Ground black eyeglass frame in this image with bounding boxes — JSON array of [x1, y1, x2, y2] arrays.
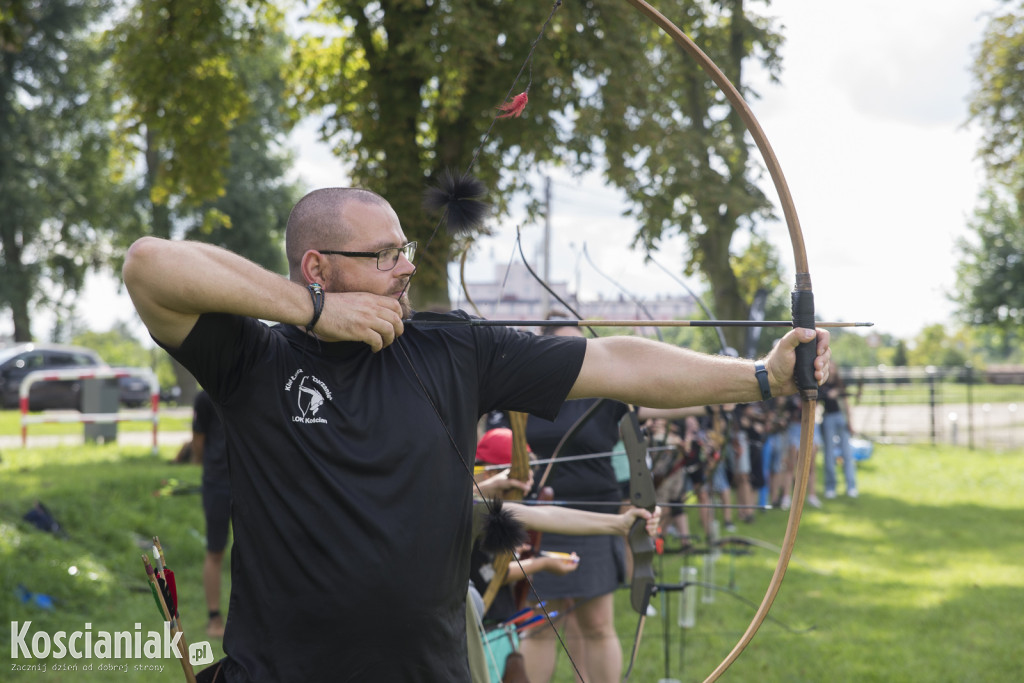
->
[[317, 241, 417, 271]]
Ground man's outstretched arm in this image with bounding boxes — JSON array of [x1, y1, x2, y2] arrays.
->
[[569, 327, 830, 408]]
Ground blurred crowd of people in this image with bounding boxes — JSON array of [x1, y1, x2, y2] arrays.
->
[[646, 358, 857, 550]]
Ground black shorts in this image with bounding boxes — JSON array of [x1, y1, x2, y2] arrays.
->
[[202, 485, 232, 553]]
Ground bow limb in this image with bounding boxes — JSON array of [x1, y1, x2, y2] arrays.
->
[[513, 227, 600, 338], [620, 2, 817, 681], [505, 410, 532, 497], [619, 409, 657, 681], [480, 410, 531, 612], [646, 252, 731, 355], [458, 243, 486, 319], [581, 243, 664, 342]]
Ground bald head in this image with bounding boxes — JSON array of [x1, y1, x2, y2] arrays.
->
[[285, 188, 392, 280]]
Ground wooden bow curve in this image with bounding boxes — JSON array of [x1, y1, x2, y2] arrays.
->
[[620, 1, 819, 681], [480, 410, 532, 611]]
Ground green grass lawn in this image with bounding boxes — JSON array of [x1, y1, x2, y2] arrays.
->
[[1, 445, 216, 681], [555, 444, 1024, 682], [1, 443, 1022, 682]]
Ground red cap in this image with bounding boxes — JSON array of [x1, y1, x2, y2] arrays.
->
[[476, 428, 513, 465]]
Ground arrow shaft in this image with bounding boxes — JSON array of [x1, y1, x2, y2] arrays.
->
[[409, 318, 870, 328]]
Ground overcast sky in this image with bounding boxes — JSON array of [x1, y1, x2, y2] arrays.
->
[[447, 0, 1003, 340], [54, 0, 1004, 343]]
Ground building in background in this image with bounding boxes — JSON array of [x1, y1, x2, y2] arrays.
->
[[458, 264, 696, 333]]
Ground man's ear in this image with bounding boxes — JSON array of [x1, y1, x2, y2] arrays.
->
[[301, 250, 326, 285]]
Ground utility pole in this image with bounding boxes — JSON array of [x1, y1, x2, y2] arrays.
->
[[541, 175, 552, 316]]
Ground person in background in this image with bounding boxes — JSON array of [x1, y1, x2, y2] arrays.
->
[[736, 403, 767, 521], [821, 359, 858, 498], [191, 389, 232, 638], [778, 395, 822, 509], [655, 415, 714, 549]]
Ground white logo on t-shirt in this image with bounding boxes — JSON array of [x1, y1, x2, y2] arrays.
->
[[284, 369, 332, 424], [298, 376, 324, 417]]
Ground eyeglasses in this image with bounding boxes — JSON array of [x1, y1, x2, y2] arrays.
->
[[317, 241, 417, 271]]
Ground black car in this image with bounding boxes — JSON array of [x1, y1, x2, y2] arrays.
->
[[0, 343, 105, 410], [117, 374, 152, 408]]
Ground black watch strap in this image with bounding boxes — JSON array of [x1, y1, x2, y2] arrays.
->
[[306, 283, 325, 333], [754, 361, 772, 401]]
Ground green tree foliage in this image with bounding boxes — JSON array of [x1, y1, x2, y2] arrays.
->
[[72, 323, 177, 389], [181, 24, 300, 274], [729, 231, 788, 353], [289, 0, 784, 315], [826, 330, 887, 368], [958, 2, 1024, 356], [108, 1, 296, 269], [108, 0, 250, 227], [907, 324, 969, 368], [891, 339, 909, 367], [969, 0, 1024, 196], [963, 324, 1024, 364], [953, 187, 1024, 330], [0, 0, 126, 342], [73, 324, 155, 367]]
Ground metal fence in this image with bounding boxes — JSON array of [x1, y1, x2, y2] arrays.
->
[[844, 365, 1024, 450]]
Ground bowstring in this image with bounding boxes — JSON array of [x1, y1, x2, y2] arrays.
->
[[408, 0, 564, 314], [461, 0, 562, 180], [421, 0, 564, 257], [581, 242, 664, 342]]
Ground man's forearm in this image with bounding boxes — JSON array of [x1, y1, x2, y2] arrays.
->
[[123, 237, 310, 348], [506, 503, 623, 536], [570, 336, 761, 407]]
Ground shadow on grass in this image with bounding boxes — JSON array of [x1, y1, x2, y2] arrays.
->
[[618, 488, 1024, 682]]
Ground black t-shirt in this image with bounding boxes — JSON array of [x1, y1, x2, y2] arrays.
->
[[821, 377, 845, 415], [505, 399, 629, 512], [193, 390, 229, 489], [165, 310, 586, 682]]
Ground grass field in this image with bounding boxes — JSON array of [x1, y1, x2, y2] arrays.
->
[[1, 440, 1022, 682]]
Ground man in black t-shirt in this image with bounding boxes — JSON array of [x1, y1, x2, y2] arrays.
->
[[123, 187, 831, 682]]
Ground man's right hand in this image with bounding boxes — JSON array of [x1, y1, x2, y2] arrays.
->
[[314, 292, 405, 351]]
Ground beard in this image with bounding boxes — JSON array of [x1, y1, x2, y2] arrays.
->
[[395, 272, 414, 318], [398, 291, 412, 319]]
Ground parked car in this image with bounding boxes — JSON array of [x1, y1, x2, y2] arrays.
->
[[0, 343, 157, 411], [0, 343, 105, 410], [117, 374, 152, 407]]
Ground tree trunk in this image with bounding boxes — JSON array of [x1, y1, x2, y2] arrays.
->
[[375, 4, 452, 312], [145, 126, 172, 239], [2, 234, 33, 341]]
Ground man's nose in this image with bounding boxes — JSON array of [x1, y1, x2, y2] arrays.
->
[[395, 253, 416, 276]]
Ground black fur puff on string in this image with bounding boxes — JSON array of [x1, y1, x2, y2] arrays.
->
[[423, 169, 490, 235], [479, 499, 528, 555]]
